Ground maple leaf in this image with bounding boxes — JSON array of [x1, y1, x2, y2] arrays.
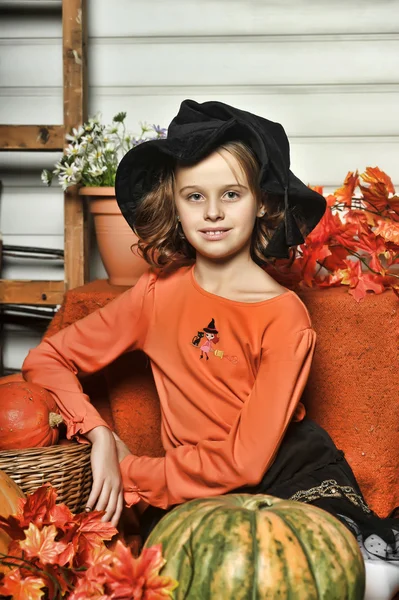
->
[[373, 220, 399, 246], [85, 543, 114, 568], [334, 171, 359, 206], [308, 184, 324, 195], [15, 485, 57, 530], [19, 523, 69, 565], [296, 243, 332, 287], [323, 244, 349, 265], [73, 511, 118, 563], [47, 501, 74, 532], [69, 546, 114, 600], [104, 541, 178, 599], [335, 259, 385, 301], [0, 568, 46, 600], [355, 225, 389, 274], [360, 166, 395, 195], [0, 514, 25, 541], [69, 584, 111, 600], [359, 182, 392, 214]]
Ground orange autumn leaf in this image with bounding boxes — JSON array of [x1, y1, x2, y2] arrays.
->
[[359, 182, 392, 214], [15, 485, 57, 530], [69, 552, 113, 600], [320, 245, 349, 274], [0, 486, 58, 542], [334, 171, 359, 206], [355, 225, 388, 274], [373, 220, 399, 245], [47, 501, 75, 532], [295, 243, 332, 288], [74, 511, 118, 540], [308, 184, 324, 195], [68, 576, 110, 600], [360, 166, 395, 194], [72, 511, 118, 564], [19, 523, 69, 565], [335, 259, 385, 302], [104, 541, 178, 599], [0, 568, 46, 600]]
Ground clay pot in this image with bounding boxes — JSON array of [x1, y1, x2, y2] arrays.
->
[[80, 187, 149, 286]]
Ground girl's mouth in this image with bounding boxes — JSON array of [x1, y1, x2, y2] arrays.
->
[[199, 229, 231, 241]]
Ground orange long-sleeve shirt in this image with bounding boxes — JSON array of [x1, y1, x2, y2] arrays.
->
[[22, 264, 317, 510]]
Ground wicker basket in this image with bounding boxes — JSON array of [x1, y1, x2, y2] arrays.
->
[[0, 442, 93, 514]]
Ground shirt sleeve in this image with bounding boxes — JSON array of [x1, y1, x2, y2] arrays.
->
[[21, 270, 155, 441], [119, 327, 317, 509]]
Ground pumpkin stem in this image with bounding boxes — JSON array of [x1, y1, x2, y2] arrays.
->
[[49, 412, 63, 428]]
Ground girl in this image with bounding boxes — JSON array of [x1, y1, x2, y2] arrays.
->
[[22, 100, 399, 598]]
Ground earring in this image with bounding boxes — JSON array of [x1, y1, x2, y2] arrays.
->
[[177, 215, 180, 221], [259, 209, 265, 217]]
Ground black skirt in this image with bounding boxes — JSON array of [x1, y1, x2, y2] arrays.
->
[[140, 418, 399, 562]]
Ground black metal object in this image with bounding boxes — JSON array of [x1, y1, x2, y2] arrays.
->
[[2, 245, 64, 260]]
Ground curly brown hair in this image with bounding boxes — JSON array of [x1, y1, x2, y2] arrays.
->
[[132, 140, 305, 269]]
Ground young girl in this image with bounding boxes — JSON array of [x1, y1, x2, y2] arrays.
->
[[22, 100, 399, 598]]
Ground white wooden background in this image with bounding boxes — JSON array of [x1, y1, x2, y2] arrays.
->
[[1, 0, 398, 370]]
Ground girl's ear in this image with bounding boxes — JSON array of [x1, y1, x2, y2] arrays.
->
[[257, 205, 266, 218], [257, 192, 267, 218]]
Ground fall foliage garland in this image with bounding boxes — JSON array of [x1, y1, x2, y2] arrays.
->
[[267, 167, 399, 303], [0, 485, 177, 600]]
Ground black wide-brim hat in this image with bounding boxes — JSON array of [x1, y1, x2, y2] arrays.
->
[[115, 99, 327, 259]]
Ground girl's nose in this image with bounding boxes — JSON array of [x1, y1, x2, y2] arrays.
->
[[204, 200, 224, 221]]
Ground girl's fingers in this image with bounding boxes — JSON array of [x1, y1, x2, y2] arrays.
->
[[94, 482, 112, 513], [85, 478, 104, 512], [102, 488, 120, 523], [111, 491, 124, 528]]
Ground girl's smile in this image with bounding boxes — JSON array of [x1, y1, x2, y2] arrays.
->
[[198, 228, 232, 241]]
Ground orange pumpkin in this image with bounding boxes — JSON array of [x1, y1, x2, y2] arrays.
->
[[0, 381, 63, 450], [0, 470, 25, 558]]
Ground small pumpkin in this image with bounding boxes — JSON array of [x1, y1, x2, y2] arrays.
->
[[146, 494, 366, 599], [0, 470, 25, 558], [0, 381, 63, 450]]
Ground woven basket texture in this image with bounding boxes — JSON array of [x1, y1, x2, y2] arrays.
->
[[0, 442, 92, 514]]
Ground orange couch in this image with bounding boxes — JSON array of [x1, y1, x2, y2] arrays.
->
[[10, 278, 399, 519]]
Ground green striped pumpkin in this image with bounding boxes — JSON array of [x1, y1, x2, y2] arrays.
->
[[145, 494, 365, 599]]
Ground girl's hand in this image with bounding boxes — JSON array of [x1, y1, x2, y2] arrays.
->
[[84, 426, 124, 527], [111, 433, 149, 515]]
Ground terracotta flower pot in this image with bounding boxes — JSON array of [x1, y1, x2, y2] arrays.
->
[[79, 187, 149, 286]]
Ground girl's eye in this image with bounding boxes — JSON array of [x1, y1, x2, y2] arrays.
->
[[187, 193, 203, 202], [224, 191, 240, 200]]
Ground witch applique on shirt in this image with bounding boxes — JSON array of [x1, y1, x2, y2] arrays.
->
[[191, 318, 238, 364]]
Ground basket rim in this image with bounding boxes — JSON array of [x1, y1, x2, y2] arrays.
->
[[0, 441, 92, 458]]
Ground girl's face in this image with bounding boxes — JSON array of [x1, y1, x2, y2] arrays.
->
[[174, 149, 263, 262]]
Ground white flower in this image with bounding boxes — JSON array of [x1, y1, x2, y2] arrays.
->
[[57, 160, 83, 186], [88, 149, 104, 163], [82, 133, 95, 145], [87, 164, 107, 178], [65, 126, 84, 143], [140, 122, 151, 134], [106, 125, 119, 135], [104, 143, 116, 154], [42, 112, 166, 189], [65, 144, 82, 157], [41, 169, 52, 186]]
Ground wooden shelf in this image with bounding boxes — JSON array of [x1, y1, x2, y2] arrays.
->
[[0, 0, 88, 307], [0, 125, 65, 151], [0, 280, 65, 305]]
